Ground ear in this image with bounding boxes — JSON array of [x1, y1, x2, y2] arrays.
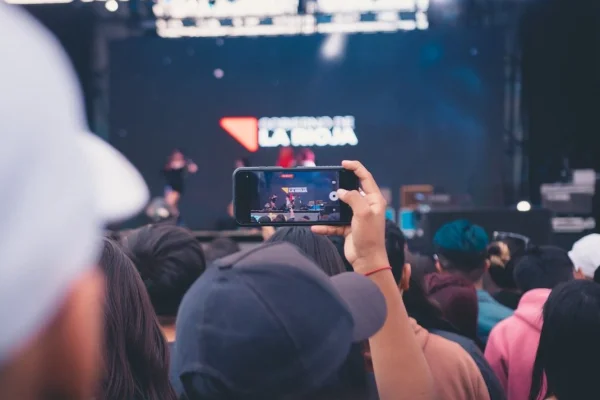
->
[[435, 260, 443, 273], [574, 268, 587, 280], [399, 263, 411, 291]]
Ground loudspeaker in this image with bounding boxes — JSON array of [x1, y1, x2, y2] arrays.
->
[[417, 208, 553, 254]]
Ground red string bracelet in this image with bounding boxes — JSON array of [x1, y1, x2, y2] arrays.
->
[[364, 266, 392, 277]]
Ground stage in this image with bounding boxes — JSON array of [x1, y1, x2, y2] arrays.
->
[[251, 210, 321, 222]]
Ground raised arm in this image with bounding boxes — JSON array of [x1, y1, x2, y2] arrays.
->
[[313, 160, 434, 400]]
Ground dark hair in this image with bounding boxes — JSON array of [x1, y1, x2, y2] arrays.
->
[[384, 220, 406, 282], [274, 214, 286, 222], [205, 237, 240, 263], [258, 216, 271, 223], [329, 236, 353, 272], [406, 253, 437, 283], [123, 224, 206, 317], [436, 252, 487, 282], [384, 221, 462, 335], [530, 280, 600, 400], [105, 230, 122, 243], [99, 239, 176, 400], [267, 227, 346, 277], [513, 245, 574, 293]]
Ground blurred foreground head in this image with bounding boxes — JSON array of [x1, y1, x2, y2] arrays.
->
[[531, 280, 600, 400], [172, 243, 387, 400], [0, 4, 148, 399]]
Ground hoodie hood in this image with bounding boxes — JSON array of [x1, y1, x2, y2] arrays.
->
[[513, 288, 550, 331], [424, 273, 479, 340], [425, 272, 474, 293]]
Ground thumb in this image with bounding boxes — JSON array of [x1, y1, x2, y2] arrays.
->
[[338, 189, 369, 216]]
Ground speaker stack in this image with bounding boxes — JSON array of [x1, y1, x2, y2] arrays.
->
[[541, 170, 597, 250]]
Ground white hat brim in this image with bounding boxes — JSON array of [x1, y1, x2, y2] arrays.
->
[[76, 132, 149, 222]]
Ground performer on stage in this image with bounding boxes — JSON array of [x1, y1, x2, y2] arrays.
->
[[163, 149, 197, 214], [285, 193, 295, 211], [264, 195, 277, 211], [235, 157, 251, 169], [276, 147, 295, 168], [295, 148, 316, 167]]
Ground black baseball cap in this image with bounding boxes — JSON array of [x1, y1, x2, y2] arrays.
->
[[172, 242, 386, 399]]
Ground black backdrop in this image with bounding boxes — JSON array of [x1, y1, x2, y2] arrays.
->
[[109, 29, 505, 229]]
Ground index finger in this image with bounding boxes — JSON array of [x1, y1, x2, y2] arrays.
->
[[311, 225, 349, 237], [342, 160, 381, 195]]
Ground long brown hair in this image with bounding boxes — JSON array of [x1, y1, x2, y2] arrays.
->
[[99, 239, 177, 400]]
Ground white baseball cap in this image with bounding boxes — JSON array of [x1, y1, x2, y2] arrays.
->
[[0, 4, 149, 363], [569, 234, 600, 279]]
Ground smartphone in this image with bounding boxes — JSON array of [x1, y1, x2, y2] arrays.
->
[[233, 166, 359, 226]]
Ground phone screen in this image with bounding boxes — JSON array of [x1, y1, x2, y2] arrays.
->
[[233, 167, 357, 226]]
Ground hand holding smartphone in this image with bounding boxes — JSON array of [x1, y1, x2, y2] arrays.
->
[[233, 166, 359, 226]]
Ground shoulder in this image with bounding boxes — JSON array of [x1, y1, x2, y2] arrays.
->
[[425, 333, 481, 372], [431, 330, 477, 350], [425, 334, 490, 399], [479, 293, 514, 319], [484, 317, 513, 350], [432, 331, 505, 400]]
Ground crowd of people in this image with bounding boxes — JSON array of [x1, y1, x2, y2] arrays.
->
[[4, 3, 600, 400]]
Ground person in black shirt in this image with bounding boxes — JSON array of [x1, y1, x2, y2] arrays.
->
[[163, 149, 197, 214]]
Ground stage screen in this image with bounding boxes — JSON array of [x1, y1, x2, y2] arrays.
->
[[109, 29, 505, 229]]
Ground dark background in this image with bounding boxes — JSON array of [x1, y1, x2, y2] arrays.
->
[[109, 29, 505, 229]]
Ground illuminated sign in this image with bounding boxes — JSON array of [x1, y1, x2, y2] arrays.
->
[[153, 0, 299, 19], [315, 0, 429, 13], [154, 0, 429, 38], [282, 187, 308, 194], [220, 115, 358, 152], [5, 0, 72, 3]]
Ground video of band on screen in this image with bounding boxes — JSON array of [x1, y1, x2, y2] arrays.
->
[[251, 170, 341, 223]]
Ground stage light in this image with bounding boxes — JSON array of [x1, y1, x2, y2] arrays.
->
[[153, 0, 428, 38], [213, 68, 224, 79], [106, 0, 119, 12], [320, 33, 347, 62], [516, 201, 531, 212], [5, 0, 72, 3]]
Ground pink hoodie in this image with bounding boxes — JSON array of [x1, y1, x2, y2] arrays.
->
[[484, 289, 550, 400]]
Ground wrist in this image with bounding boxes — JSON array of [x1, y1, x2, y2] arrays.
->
[[351, 254, 390, 275]]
